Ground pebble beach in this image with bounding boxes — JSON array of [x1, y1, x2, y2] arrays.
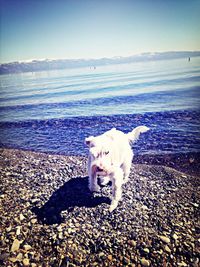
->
[[0, 148, 199, 267]]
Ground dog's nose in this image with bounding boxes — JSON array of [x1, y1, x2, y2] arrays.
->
[[96, 166, 104, 172]]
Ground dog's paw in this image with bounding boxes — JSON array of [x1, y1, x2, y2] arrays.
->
[[109, 200, 118, 212], [98, 176, 110, 186]]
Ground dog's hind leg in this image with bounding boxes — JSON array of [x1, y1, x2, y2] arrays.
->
[[109, 168, 123, 212], [122, 155, 132, 184]]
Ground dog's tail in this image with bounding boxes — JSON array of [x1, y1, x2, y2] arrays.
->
[[127, 126, 150, 143]]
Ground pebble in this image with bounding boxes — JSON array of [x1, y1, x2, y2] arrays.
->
[[128, 240, 137, 247], [159, 235, 170, 244], [16, 226, 21, 235], [0, 253, 9, 262], [20, 213, 25, 221], [0, 149, 199, 267], [11, 239, 20, 252], [191, 203, 199, 208], [107, 255, 113, 261], [23, 258, 30, 266], [58, 232, 63, 239], [143, 248, 149, 253], [30, 198, 39, 204], [157, 249, 163, 255], [23, 244, 32, 251], [178, 261, 188, 267], [9, 257, 18, 263], [98, 252, 104, 257], [68, 228, 73, 234], [164, 245, 171, 253], [6, 225, 12, 232], [172, 233, 179, 240], [31, 218, 37, 224], [16, 253, 23, 260], [141, 258, 150, 267]]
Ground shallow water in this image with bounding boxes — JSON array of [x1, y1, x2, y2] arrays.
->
[[0, 58, 200, 155], [0, 110, 199, 156]]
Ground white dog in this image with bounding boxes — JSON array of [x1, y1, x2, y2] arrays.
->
[[85, 126, 149, 212]]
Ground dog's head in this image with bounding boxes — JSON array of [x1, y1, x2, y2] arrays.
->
[[85, 129, 117, 174]]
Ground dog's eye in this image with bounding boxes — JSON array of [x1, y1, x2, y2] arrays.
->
[[105, 151, 109, 155]]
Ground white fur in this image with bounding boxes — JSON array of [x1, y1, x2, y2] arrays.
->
[[85, 126, 149, 212]]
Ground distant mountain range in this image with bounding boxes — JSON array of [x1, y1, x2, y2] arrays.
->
[[0, 51, 200, 75]]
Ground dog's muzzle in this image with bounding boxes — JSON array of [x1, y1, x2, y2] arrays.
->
[[92, 164, 108, 176]]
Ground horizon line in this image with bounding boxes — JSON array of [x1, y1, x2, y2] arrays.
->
[[1, 50, 200, 65]]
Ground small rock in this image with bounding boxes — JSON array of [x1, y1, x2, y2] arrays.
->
[[30, 198, 39, 204], [172, 233, 178, 240], [159, 235, 170, 244], [6, 226, 12, 232], [164, 245, 171, 253], [141, 258, 150, 267], [31, 218, 37, 224], [23, 258, 30, 266], [23, 244, 32, 251], [57, 226, 63, 232], [143, 248, 150, 253], [178, 261, 187, 267], [11, 239, 20, 252], [16, 226, 21, 235], [9, 257, 18, 263], [58, 232, 63, 239], [128, 240, 136, 247], [107, 255, 113, 261], [16, 253, 23, 260], [181, 175, 187, 178], [68, 228, 72, 234], [192, 203, 199, 208], [98, 252, 104, 257], [142, 205, 149, 210], [157, 249, 163, 255], [0, 253, 9, 261], [20, 214, 25, 221]]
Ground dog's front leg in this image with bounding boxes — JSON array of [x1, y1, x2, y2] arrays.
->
[[109, 168, 123, 212], [88, 167, 100, 192]]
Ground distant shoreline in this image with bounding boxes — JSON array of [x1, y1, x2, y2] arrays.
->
[[1, 51, 200, 75]]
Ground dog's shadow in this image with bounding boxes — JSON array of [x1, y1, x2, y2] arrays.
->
[[32, 176, 110, 225]]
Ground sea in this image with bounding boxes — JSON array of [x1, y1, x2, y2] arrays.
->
[[0, 57, 200, 156]]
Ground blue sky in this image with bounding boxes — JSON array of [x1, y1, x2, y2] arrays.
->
[[0, 0, 200, 63]]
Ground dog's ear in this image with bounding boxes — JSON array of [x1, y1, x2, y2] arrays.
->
[[85, 136, 94, 146]]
